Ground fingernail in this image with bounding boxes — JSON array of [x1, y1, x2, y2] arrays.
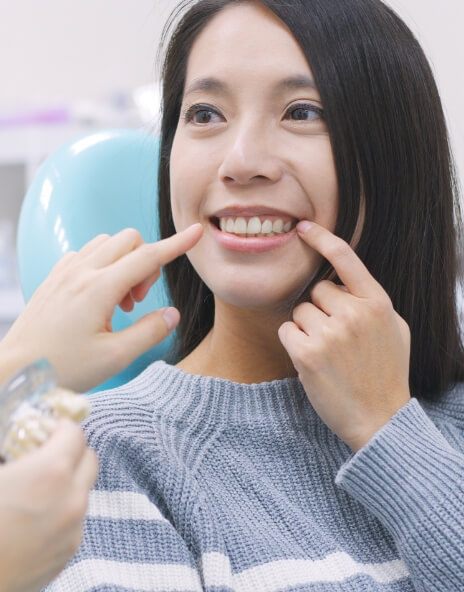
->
[[162, 307, 180, 331], [297, 220, 313, 233]]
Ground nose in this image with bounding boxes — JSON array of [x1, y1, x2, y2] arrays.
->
[[218, 123, 282, 186]]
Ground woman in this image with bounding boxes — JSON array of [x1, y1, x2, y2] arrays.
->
[[44, 0, 464, 590], [0, 224, 201, 591]]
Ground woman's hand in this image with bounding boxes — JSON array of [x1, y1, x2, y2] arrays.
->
[[1, 224, 203, 392], [0, 420, 98, 592], [278, 221, 411, 452]]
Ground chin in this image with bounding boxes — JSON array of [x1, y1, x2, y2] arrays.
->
[[189, 256, 316, 309], [210, 280, 306, 312]]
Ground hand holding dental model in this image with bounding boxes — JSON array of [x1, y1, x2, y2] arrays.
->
[[0, 359, 91, 463], [0, 224, 203, 591], [278, 221, 411, 452], [0, 223, 204, 392], [0, 419, 98, 592]]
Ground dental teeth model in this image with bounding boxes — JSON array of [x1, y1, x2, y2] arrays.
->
[[219, 216, 293, 237], [0, 359, 91, 462]]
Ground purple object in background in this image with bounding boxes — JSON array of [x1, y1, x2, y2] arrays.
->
[[0, 107, 71, 128]]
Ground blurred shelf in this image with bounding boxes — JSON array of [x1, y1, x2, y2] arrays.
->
[[0, 124, 111, 184]]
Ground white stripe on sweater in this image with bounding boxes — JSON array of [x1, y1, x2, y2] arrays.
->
[[47, 559, 203, 592], [49, 552, 410, 591], [232, 554, 410, 591], [88, 490, 168, 522]]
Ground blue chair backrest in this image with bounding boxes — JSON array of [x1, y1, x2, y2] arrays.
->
[[17, 129, 175, 392]]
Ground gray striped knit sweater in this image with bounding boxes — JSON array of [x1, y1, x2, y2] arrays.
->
[[45, 360, 464, 591]]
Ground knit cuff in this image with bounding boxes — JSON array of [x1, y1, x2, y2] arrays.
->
[[335, 397, 464, 542]]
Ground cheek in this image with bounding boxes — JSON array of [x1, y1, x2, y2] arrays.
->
[[169, 132, 201, 226], [297, 138, 338, 230], [169, 132, 188, 214], [169, 130, 219, 227]]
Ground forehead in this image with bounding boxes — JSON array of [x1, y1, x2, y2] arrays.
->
[[184, 2, 314, 87]]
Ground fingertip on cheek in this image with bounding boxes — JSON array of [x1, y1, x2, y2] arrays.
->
[[296, 220, 313, 233]]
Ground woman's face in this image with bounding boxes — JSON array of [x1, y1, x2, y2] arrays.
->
[[170, 2, 338, 311]]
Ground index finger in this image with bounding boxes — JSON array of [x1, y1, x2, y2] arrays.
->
[[145, 223, 204, 267], [296, 221, 383, 298], [106, 223, 203, 296]]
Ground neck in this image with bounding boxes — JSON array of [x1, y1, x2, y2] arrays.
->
[[176, 299, 298, 384]]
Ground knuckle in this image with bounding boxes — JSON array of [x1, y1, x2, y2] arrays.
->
[[140, 246, 161, 269], [309, 282, 323, 299], [321, 322, 341, 341], [292, 302, 309, 319], [72, 269, 99, 293], [52, 252, 78, 272], [292, 348, 307, 369], [338, 306, 360, 329], [368, 297, 392, 316], [141, 242, 157, 259], [302, 346, 326, 372], [293, 342, 316, 367], [123, 227, 142, 243], [61, 251, 78, 263], [55, 265, 96, 294], [317, 279, 332, 288], [309, 280, 334, 302]]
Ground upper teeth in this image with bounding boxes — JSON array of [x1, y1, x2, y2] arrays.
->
[[219, 217, 293, 235]]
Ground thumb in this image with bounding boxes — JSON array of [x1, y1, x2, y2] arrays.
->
[[108, 307, 180, 367]]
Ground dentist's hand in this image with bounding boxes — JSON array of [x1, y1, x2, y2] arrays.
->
[[0, 224, 203, 392], [0, 420, 98, 592]]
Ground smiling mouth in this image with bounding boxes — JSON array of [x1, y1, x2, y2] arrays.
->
[[209, 216, 298, 237]]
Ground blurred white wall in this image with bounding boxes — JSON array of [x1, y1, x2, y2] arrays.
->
[[386, 0, 464, 192], [0, 0, 177, 105]]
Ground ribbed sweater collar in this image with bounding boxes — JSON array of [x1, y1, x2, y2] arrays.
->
[[142, 360, 313, 427]]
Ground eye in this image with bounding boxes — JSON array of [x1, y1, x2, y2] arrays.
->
[[182, 102, 324, 126], [183, 104, 223, 125], [284, 103, 324, 122]]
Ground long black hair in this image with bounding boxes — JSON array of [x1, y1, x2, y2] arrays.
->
[[156, 0, 464, 401]]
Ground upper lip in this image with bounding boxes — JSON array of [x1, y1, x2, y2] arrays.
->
[[210, 205, 300, 221]]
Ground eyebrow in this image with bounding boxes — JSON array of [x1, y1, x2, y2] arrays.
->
[[183, 74, 318, 98]]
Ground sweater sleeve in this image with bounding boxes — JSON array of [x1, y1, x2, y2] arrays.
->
[[334, 397, 464, 592]]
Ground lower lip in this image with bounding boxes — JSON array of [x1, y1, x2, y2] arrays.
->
[[209, 220, 297, 253]]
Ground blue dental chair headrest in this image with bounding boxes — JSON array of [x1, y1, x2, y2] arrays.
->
[[17, 129, 174, 392]]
